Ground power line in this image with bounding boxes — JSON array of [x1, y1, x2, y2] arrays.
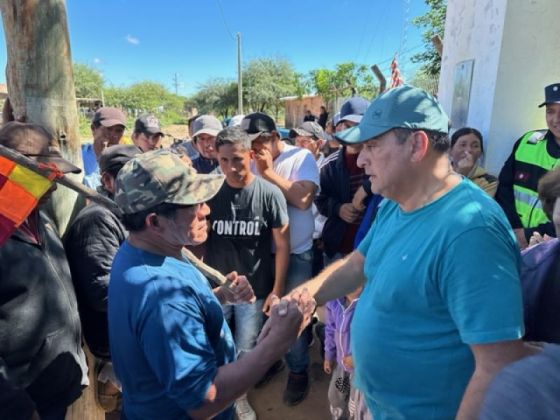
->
[[362, 4, 391, 64], [354, 1, 378, 63], [399, 0, 411, 74], [214, 0, 235, 40]]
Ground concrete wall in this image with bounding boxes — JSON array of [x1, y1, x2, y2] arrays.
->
[[283, 96, 325, 128], [438, 0, 560, 174]]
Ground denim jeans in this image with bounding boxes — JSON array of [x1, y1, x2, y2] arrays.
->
[[284, 250, 313, 374], [222, 299, 265, 355]]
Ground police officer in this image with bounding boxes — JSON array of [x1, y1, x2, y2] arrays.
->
[[496, 83, 560, 248]]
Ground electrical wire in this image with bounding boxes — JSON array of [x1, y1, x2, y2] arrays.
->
[[214, 0, 235, 40]]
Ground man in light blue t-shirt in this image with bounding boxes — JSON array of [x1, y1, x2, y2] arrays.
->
[[291, 86, 534, 419]]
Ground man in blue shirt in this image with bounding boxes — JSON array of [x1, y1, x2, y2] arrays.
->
[[290, 86, 533, 419], [82, 107, 126, 189], [109, 150, 314, 419]]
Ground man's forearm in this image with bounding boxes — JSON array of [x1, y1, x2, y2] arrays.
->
[[262, 169, 314, 210], [292, 251, 365, 305], [273, 245, 289, 294], [188, 340, 281, 419], [456, 341, 538, 419]]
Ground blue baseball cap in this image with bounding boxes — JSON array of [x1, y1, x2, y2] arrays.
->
[[336, 85, 449, 144], [339, 96, 370, 124]]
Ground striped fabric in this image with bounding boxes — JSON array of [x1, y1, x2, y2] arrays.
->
[[0, 155, 52, 245]]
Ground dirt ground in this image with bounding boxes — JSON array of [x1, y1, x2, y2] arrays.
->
[[248, 340, 331, 420]]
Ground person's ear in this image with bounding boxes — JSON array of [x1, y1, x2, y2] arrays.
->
[[100, 172, 115, 194], [146, 213, 161, 229], [409, 131, 429, 162]]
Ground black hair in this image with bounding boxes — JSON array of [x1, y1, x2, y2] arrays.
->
[[450, 127, 484, 153], [394, 128, 450, 154], [215, 126, 251, 151], [121, 202, 191, 232]]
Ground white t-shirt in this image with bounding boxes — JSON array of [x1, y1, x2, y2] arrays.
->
[[253, 144, 320, 254]]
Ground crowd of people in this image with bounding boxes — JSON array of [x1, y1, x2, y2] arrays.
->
[[0, 82, 559, 420]]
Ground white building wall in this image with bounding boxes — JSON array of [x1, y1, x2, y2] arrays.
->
[[438, 0, 560, 175]]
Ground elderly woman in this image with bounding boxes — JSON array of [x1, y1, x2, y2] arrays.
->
[[450, 127, 498, 197], [522, 166, 560, 343]]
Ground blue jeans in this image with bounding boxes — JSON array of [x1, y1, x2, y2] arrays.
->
[[223, 299, 264, 355], [284, 250, 313, 374]]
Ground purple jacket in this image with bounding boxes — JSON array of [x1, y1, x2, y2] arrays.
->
[[324, 297, 359, 372]]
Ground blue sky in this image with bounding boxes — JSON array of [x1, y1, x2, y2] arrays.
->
[[0, 0, 429, 96]]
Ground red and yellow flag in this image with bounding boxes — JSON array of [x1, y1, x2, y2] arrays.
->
[[0, 155, 53, 245]]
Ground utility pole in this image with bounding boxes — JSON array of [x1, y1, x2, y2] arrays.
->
[[237, 32, 243, 115], [172, 72, 180, 95]]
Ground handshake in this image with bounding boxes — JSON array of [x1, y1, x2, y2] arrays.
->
[[258, 289, 317, 348]]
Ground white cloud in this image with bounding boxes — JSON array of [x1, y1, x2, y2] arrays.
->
[[125, 34, 140, 45], [93, 57, 102, 64]]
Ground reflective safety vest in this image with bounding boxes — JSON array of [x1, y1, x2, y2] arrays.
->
[[513, 130, 560, 228]]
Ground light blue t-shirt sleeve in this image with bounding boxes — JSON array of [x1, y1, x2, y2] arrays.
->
[[440, 226, 524, 344], [140, 291, 218, 412]]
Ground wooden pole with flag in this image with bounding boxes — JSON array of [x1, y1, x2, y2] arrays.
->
[[0, 143, 230, 286]]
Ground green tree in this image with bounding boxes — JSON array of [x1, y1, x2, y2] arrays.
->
[[411, 0, 447, 76], [73, 62, 104, 99], [309, 62, 378, 104], [191, 78, 238, 117], [104, 81, 186, 125], [243, 57, 298, 116]]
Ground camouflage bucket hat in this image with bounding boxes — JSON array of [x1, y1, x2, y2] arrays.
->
[[115, 149, 224, 214]]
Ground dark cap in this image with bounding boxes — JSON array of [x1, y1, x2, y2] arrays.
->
[[289, 121, 325, 140], [92, 107, 127, 127], [134, 114, 163, 136], [0, 121, 81, 174], [539, 83, 560, 107], [99, 144, 141, 174], [339, 97, 370, 124], [241, 112, 277, 140]]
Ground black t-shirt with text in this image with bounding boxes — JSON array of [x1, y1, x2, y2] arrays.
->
[[205, 177, 288, 299]]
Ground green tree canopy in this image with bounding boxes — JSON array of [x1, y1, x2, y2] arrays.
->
[[104, 81, 186, 125], [73, 62, 103, 99], [309, 62, 378, 103], [242, 57, 298, 113], [191, 78, 238, 117], [411, 0, 447, 76]]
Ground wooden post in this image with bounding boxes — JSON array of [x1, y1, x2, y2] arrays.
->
[[371, 65, 387, 96], [0, 0, 83, 234], [431, 34, 444, 57]]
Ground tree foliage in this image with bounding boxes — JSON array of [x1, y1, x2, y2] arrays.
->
[[411, 0, 447, 76], [191, 78, 238, 117], [73, 63, 103, 99], [104, 82, 186, 125], [309, 63, 378, 103], [242, 57, 298, 113]]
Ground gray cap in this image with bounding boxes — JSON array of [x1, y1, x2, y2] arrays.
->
[[192, 115, 223, 139], [289, 121, 325, 140]]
